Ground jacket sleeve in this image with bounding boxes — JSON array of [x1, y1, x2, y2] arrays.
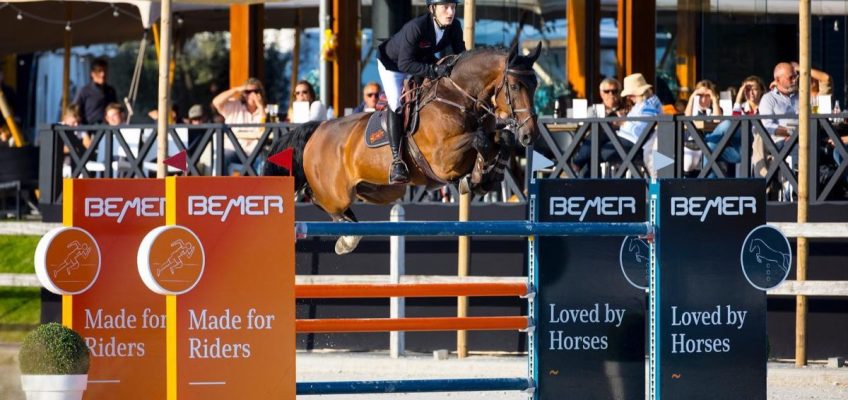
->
[[396, 23, 434, 77]]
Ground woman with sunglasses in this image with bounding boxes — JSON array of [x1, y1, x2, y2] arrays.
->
[[212, 77, 267, 174], [377, 0, 465, 184], [287, 80, 327, 122]]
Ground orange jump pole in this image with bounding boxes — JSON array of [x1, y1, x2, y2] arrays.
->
[[296, 316, 529, 333], [295, 282, 528, 299]]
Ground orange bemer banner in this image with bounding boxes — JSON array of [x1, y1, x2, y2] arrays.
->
[[66, 179, 167, 399], [164, 176, 295, 399]]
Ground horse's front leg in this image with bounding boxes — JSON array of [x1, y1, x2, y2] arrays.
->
[[333, 209, 362, 255]]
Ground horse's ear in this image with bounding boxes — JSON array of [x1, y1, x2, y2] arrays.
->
[[528, 42, 542, 63], [507, 42, 519, 65]]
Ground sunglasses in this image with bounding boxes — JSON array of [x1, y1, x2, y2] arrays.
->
[[243, 89, 260, 94], [602, 89, 619, 94], [365, 92, 378, 98], [295, 90, 310, 95]]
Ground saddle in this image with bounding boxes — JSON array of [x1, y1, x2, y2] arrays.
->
[[364, 78, 423, 149], [364, 55, 462, 149]]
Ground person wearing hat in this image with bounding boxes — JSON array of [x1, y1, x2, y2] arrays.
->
[[377, 0, 466, 184], [184, 104, 207, 156], [617, 73, 664, 175]]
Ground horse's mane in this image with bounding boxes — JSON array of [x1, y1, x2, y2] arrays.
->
[[452, 45, 509, 69]]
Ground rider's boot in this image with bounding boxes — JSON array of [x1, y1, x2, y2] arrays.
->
[[387, 108, 410, 184]]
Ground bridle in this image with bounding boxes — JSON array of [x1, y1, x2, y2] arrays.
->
[[420, 62, 538, 133]]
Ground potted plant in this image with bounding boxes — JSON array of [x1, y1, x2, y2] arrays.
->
[[18, 323, 90, 400]]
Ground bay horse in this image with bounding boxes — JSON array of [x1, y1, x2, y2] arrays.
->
[[265, 44, 542, 254]]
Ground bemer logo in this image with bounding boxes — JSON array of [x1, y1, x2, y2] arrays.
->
[[85, 197, 165, 223], [670, 196, 757, 222], [188, 195, 284, 222], [549, 196, 637, 221]]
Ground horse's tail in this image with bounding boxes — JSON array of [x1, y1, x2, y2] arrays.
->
[[263, 121, 322, 191]]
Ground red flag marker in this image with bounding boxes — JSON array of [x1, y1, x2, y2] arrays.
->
[[268, 148, 293, 175], [163, 150, 187, 172]]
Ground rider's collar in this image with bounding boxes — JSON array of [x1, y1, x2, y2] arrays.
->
[[433, 16, 447, 31]]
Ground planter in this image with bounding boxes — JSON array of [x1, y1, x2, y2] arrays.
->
[[20, 374, 87, 400]]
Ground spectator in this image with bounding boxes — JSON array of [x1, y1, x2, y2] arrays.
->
[[147, 105, 179, 123], [353, 82, 383, 113], [684, 80, 721, 116], [571, 78, 625, 176], [573, 73, 662, 176], [73, 58, 117, 125], [755, 62, 799, 189], [184, 104, 207, 153], [0, 123, 12, 147], [618, 73, 664, 176], [287, 80, 326, 122], [212, 77, 267, 174], [104, 103, 125, 126], [598, 78, 623, 117], [61, 104, 89, 148], [702, 75, 767, 176]]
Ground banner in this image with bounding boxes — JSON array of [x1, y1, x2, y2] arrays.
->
[[144, 176, 296, 400], [654, 179, 766, 400], [64, 179, 167, 399], [535, 179, 647, 400]]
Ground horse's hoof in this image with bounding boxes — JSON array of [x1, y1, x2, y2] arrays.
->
[[459, 176, 471, 195], [335, 235, 362, 255]]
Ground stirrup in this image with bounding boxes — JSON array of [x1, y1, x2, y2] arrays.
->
[[389, 159, 410, 184]]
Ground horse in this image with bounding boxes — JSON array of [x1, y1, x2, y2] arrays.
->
[[265, 44, 542, 254]]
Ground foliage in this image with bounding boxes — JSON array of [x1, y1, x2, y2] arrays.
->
[[19, 323, 90, 375]]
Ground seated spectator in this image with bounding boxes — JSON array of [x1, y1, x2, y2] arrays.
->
[[755, 62, 799, 197], [61, 104, 89, 148], [685, 80, 721, 116], [212, 77, 267, 174], [572, 73, 662, 176], [184, 104, 207, 153], [0, 123, 12, 147], [104, 103, 125, 126], [287, 80, 326, 122], [703, 75, 766, 176], [571, 78, 625, 175], [353, 82, 383, 113]]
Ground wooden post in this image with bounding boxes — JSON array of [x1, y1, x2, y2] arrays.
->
[[229, 4, 265, 87], [62, 3, 72, 112], [333, 0, 360, 114], [617, 0, 656, 83], [675, 0, 701, 99], [566, 0, 599, 101], [291, 10, 302, 99], [156, 0, 172, 178], [796, 0, 811, 368], [0, 89, 24, 147], [457, 0, 475, 360]]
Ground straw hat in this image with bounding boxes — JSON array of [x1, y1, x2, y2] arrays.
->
[[620, 73, 652, 97]]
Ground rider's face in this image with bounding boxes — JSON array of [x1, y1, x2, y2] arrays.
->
[[433, 4, 456, 26]]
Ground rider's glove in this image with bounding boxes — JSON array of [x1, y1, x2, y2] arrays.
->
[[429, 63, 451, 80]]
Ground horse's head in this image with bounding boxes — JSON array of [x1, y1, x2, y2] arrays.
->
[[493, 42, 541, 147]]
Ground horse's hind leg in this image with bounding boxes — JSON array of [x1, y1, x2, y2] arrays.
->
[[334, 209, 363, 255]]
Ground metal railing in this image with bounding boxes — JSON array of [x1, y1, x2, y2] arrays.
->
[[37, 114, 848, 212]]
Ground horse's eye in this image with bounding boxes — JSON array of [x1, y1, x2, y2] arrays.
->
[[510, 84, 519, 91]]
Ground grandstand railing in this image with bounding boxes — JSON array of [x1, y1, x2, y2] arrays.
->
[[38, 114, 848, 212]]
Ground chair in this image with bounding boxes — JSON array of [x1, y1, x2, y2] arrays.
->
[[0, 146, 39, 219]]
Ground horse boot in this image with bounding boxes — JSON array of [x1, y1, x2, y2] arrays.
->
[[387, 108, 410, 184]]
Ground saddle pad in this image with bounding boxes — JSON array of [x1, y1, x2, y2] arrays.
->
[[365, 111, 389, 148]]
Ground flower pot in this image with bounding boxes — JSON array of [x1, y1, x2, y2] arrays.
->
[[20, 374, 87, 400]]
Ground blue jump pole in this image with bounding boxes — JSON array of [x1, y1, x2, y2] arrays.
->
[[297, 221, 651, 237], [297, 377, 533, 395]]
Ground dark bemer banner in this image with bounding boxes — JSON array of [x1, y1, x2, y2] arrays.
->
[[655, 179, 767, 400], [536, 179, 646, 400]]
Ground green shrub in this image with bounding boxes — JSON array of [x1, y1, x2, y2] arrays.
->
[[18, 323, 90, 375]]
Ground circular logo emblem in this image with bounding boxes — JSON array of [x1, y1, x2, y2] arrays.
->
[[619, 236, 649, 290], [741, 225, 792, 291], [34, 227, 101, 295], [138, 225, 205, 295]]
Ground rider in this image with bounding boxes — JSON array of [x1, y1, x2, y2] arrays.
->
[[377, 0, 466, 184]]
